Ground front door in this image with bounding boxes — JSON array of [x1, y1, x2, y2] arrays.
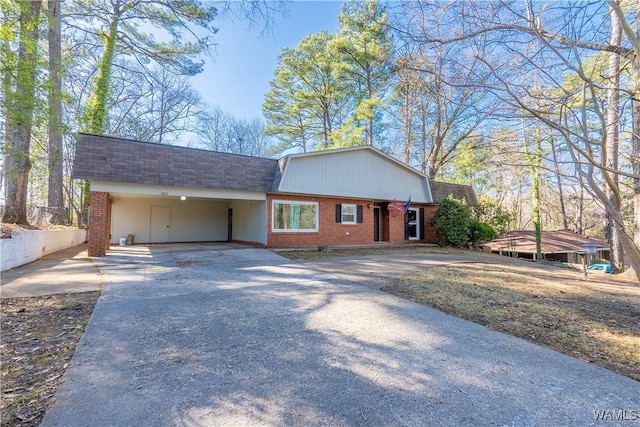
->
[[228, 208, 233, 241], [373, 207, 381, 242], [150, 206, 171, 243], [406, 208, 419, 240]]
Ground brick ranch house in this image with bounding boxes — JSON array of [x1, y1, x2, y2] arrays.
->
[[74, 133, 476, 257]]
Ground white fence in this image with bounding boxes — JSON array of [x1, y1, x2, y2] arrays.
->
[[1, 229, 87, 272]]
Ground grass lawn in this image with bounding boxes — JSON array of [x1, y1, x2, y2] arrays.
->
[[281, 245, 639, 381], [382, 261, 639, 381]]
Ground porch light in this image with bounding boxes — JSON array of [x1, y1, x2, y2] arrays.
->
[[180, 196, 186, 201]]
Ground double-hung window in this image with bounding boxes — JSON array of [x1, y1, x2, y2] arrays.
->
[[341, 204, 357, 224], [272, 201, 318, 232]]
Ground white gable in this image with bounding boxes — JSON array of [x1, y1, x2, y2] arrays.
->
[[276, 147, 433, 203]]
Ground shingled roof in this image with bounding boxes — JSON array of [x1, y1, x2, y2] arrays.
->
[[428, 180, 478, 205], [483, 230, 609, 254], [73, 133, 278, 192]]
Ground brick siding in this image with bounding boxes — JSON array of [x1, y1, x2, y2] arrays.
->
[[266, 194, 439, 248], [88, 191, 111, 257]]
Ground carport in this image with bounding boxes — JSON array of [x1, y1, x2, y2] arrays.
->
[[74, 134, 277, 256], [106, 191, 267, 245]]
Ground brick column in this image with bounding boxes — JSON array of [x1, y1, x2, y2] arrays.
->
[[105, 195, 112, 251], [88, 191, 110, 257]]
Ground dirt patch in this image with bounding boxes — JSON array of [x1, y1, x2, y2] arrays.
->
[[382, 262, 640, 381], [1, 292, 100, 426]]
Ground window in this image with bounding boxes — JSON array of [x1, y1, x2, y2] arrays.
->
[[272, 201, 318, 232], [335, 204, 364, 224], [341, 204, 357, 224]]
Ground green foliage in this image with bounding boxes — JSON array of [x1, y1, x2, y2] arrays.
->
[[468, 220, 497, 244], [472, 196, 513, 235], [330, 0, 391, 146], [263, 31, 344, 152], [264, 0, 393, 151], [431, 198, 471, 247]]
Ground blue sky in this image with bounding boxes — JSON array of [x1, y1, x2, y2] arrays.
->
[[190, 1, 344, 120]]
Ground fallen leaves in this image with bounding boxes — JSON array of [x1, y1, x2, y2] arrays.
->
[[1, 292, 99, 427]]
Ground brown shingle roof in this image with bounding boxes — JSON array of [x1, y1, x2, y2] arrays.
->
[[429, 180, 478, 205], [73, 133, 278, 192], [483, 230, 609, 254]]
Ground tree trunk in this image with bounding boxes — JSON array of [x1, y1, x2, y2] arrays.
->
[[80, 15, 119, 227], [550, 137, 568, 230], [576, 183, 584, 235], [3, 1, 43, 224], [634, 3, 640, 256], [606, 4, 624, 269], [527, 130, 543, 261], [47, 0, 65, 224], [403, 82, 412, 164], [420, 107, 428, 174]]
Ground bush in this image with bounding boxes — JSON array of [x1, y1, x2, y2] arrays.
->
[[468, 220, 497, 244], [431, 198, 471, 247]]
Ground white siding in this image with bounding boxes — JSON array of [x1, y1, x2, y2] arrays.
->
[[111, 197, 228, 244], [229, 200, 267, 244], [277, 149, 432, 203]]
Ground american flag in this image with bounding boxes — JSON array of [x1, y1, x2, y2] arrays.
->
[[389, 196, 411, 213]]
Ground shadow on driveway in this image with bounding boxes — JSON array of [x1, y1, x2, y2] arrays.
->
[[41, 245, 639, 426]]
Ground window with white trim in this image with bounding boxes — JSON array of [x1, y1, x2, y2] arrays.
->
[[341, 204, 357, 224], [272, 201, 318, 232]]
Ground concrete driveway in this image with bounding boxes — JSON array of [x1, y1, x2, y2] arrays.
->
[[42, 245, 639, 426]]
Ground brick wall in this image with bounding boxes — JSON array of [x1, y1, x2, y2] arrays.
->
[[266, 194, 439, 248], [88, 191, 111, 257], [423, 204, 439, 243]]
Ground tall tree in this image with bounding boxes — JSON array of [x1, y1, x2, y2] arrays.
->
[[47, 0, 65, 224], [393, 3, 498, 178], [330, 0, 392, 146], [391, 51, 431, 165], [524, 123, 543, 260], [264, 31, 346, 152], [197, 106, 230, 152], [549, 136, 568, 230], [3, 0, 43, 224], [610, 0, 640, 263], [71, 0, 218, 135], [606, 2, 624, 269], [69, 0, 218, 222], [108, 66, 202, 144]]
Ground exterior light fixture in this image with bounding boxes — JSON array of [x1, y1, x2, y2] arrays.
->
[[180, 196, 186, 201]]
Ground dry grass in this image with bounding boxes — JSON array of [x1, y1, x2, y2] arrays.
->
[[278, 245, 463, 260], [1, 292, 99, 427], [382, 262, 640, 381]]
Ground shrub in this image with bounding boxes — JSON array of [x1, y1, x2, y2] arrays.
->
[[468, 220, 497, 244], [431, 198, 471, 247]]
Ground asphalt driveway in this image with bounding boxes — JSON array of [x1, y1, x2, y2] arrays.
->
[[42, 245, 639, 426]]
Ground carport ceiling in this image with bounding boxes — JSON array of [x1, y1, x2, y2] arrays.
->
[[109, 192, 234, 203]]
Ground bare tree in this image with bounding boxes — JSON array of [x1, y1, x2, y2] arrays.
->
[[488, 1, 639, 280], [108, 66, 202, 144], [197, 106, 229, 152], [392, 3, 499, 178]]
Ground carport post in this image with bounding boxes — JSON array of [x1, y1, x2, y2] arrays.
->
[[88, 191, 111, 257]]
